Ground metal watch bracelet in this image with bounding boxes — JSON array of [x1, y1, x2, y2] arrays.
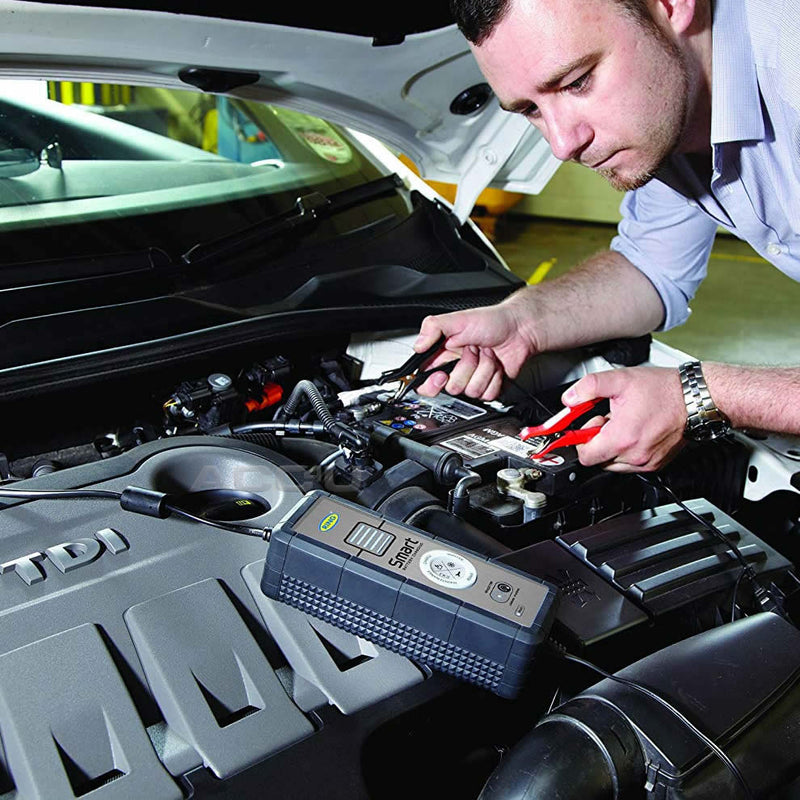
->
[[678, 361, 731, 441]]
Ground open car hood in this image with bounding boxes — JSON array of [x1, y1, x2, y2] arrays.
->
[[0, 0, 559, 221]]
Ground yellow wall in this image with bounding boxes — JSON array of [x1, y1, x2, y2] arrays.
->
[[517, 161, 624, 224]]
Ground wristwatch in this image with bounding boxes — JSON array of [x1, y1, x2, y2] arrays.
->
[[678, 361, 731, 441]]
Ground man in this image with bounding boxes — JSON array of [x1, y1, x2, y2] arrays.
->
[[413, 0, 800, 472]]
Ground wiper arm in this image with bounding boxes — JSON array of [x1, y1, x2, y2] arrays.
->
[[180, 173, 404, 268]]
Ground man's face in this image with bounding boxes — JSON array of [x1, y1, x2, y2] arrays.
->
[[472, 0, 690, 191]]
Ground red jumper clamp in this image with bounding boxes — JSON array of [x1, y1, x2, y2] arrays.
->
[[519, 398, 604, 460]]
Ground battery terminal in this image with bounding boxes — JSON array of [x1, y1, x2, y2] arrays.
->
[[496, 468, 548, 522]]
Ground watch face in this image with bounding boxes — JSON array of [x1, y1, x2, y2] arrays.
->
[[687, 419, 731, 441]]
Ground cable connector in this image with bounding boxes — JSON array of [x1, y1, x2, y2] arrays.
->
[[751, 581, 789, 619], [119, 487, 170, 518]]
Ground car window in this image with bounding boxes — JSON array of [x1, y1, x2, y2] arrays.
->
[[0, 79, 405, 268]]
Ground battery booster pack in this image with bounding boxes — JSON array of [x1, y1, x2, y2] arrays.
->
[[261, 491, 558, 698]]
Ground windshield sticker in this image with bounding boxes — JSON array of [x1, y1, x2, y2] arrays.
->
[[271, 107, 353, 164]]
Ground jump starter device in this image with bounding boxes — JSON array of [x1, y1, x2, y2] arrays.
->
[[261, 491, 558, 698]]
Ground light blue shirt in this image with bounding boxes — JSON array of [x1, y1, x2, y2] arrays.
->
[[609, 0, 800, 329]]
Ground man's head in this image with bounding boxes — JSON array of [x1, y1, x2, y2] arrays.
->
[[453, 0, 655, 45], [455, 0, 709, 192]]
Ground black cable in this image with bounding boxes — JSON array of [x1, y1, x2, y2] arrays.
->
[[162, 502, 268, 538], [560, 651, 754, 800], [0, 488, 122, 501], [506, 375, 556, 419], [637, 473, 788, 618], [0, 486, 268, 538], [731, 567, 748, 623], [278, 380, 369, 452], [636, 474, 755, 575]]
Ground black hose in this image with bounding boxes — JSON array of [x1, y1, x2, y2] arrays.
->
[[280, 380, 368, 452], [229, 431, 280, 451], [377, 486, 511, 558], [478, 716, 625, 800], [282, 380, 337, 431]]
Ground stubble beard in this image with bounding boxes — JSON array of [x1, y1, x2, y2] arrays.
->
[[595, 31, 690, 192]]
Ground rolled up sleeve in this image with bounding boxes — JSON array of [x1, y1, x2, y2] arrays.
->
[[610, 181, 719, 330]]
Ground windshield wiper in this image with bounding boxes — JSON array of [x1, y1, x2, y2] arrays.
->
[[180, 173, 404, 268]]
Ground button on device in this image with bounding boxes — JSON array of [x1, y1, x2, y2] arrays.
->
[[767, 242, 783, 257], [490, 582, 513, 603], [419, 550, 477, 589], [345, 522, 395, 556]]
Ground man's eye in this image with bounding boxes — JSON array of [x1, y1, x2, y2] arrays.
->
[[523, 103, 540, 118], [566, 72, 591, 93]]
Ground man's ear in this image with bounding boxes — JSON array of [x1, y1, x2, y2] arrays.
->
[[650, 0, 698, 36]]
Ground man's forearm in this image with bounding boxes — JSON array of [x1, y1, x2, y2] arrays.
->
[[704, 363, 800, 434], [503, 250, 666, 354]]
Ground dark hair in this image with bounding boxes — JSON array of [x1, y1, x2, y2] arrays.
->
[[451, 0, 653, 45], [450, 0, 510, 45]]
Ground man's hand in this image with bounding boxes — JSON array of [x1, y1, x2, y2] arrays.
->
[[410, 252, 666, 402], [412, 300, 536, 401], [563, 366, 687, 472]]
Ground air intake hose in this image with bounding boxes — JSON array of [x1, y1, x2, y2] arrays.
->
[[479, 698, 644, 800]]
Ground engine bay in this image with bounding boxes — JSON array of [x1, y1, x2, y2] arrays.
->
[[2, 332, 800, 799]]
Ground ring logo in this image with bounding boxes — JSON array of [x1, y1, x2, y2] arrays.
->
[[0, 528, 128, 586], [319, 513, 339, 532]]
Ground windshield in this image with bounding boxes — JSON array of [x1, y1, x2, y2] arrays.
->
[[0, 79, 500, 381], [0, 80, 406, 268]]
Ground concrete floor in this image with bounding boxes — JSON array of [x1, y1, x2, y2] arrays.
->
[[492, 216, 800, 366]]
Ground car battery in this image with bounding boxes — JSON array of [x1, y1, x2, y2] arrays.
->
[[370, 391, 589, 496], [430, 416, 590, 497]]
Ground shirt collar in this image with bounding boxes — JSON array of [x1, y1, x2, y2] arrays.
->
[[710, 0, 764, 144]]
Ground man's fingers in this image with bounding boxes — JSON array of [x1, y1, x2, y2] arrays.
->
[[463, 348, 499, 399], [482, 370, 505, 402], [561, 369, 622, 406], [427, 349, 463, 368], [444, 345, 479, 395], [582, 414, 608, 429], [414, 370, 450, 396], [602, 462, 643, 474], [413, 315, 445, 353], [413, 313, 468, 354], [576, 417, 637, 467]]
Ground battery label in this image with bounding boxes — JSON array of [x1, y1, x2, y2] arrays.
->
[[440, 425, 543, 460], [491, 434, 541, 459], [427, 395, 486, 420], [377, 393, 487, 436], [440, 435, 496, 459]]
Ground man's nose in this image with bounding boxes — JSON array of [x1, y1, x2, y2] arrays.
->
[[540, 111, 591, 162]]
